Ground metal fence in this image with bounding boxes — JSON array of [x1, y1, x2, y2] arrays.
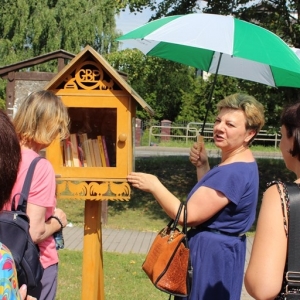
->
[[145, 122, 280, 148]]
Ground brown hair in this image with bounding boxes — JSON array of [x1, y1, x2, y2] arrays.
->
[[217, 93, 265, 144]]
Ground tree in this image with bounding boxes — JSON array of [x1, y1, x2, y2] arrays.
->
[[0, 0, 121, 109], [117, 0, 199, 16], [105, 48, 194, 121], [0, 0, 119, 69]]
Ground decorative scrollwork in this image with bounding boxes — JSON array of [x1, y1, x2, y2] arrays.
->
[[63, 60, 115, 90], [56, 180, 131, 201]]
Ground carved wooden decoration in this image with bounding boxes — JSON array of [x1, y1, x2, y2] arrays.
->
[[62, 60, 116, 91], [56, 180, 131, 201]]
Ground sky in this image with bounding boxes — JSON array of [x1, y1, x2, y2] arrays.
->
[[116, 8, 153, 35], [115, 8, 153, 50]]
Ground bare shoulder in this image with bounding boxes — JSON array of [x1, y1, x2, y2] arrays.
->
[[260, 182, 284, 217], [263, 181, 282, 200]]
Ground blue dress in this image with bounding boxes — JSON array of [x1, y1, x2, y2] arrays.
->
[[181, 162, 259, 300]]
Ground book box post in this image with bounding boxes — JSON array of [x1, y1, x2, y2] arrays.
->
[[44, 46, 154, 300]]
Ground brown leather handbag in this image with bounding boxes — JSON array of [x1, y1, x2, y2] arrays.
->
[[142, 202, 192, 298]]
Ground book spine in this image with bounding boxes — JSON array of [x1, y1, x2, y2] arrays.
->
[[97, 136, 107, 167], [92, 139, 102, 167], [70, 133, 81, 167], [64, 138, 73, 167], [81, 133, 92, 167], [87, 139, 96, 167], [77, 134, 86, 167], [101, 136, 110, 167]]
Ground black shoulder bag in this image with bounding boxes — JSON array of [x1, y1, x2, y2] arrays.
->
[[285, 182, 300, 299], [0, 156, 44, 289]]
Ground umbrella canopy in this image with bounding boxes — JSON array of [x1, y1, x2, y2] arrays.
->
[[117, 13, 300, 88]]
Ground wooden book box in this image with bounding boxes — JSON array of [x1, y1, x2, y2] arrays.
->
[[44, 45, 154, 299]]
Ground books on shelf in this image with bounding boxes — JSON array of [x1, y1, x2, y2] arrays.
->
[[97, 136, 107, 167], [87, 139, 96, 167], [63, 137, 73, 167], [79, 133, 92, 167], [70, 134, 81, 167], [92, 139, 102, 167], [77, 134, 86, 167], [62, 134, 111, 167], [100, 135, 110, 167]]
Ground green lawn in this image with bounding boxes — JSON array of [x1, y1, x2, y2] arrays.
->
[[56, 250, 166, 300]]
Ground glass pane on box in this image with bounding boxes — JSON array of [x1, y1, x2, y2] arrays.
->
[[62, 108, 116, 167]]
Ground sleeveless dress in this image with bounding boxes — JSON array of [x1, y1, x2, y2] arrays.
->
[[179, 162, 259, 300]]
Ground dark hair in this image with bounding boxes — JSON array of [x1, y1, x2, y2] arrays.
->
[[280, 102, 300, 161], [0, 110, 21, 210]]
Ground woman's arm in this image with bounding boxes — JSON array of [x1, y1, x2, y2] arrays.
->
[[127, 172, 229, 226], [26, 204, 67, 244], [245, 184, 287, 300]]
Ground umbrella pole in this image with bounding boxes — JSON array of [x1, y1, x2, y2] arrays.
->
[[201, 52, 223, 135]]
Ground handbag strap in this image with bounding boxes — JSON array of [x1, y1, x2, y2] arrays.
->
[[285, 182, 300, 293], [12, 156, 44, 213], [168, 202, 192, 300], [168, 202, 184, 230]]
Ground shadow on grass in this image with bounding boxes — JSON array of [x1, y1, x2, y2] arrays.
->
[[108, 156, 199, 223], [108, 156, 295, 232]]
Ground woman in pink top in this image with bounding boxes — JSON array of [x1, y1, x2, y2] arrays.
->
[[7, 90, 70, 300], [0, 109, 36, 300]]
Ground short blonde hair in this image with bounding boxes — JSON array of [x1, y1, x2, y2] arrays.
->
[[217, 93, 265, 133], [14, 90, 69, 145]]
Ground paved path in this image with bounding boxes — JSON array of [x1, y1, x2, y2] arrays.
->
[[63, 226, 254, 300]]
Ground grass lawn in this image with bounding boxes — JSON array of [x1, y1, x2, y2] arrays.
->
[[56, 154, 295, 299], [56, 250, 166, 300]]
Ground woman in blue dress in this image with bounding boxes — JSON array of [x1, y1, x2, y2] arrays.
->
[[127, 93, 265, 300]]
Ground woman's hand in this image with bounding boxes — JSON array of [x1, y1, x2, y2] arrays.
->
[[189, 140, 209, 168], [54, 208, 67, 228], [189, 138, 210, 181], [19, 284, 37, 300], [127, 172, 159, 193]]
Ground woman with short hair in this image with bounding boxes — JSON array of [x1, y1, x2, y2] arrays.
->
[[127, 93, 265, 300]]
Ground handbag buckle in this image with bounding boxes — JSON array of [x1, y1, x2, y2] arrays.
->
[[160, 227, 170, 237], [286, 271, 300, 283], [286, 271, 300, 294], [168, 230, 179, 243]]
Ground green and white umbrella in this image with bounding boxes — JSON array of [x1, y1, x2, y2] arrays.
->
[[117, 13, 300, 131], [117, 13, 300, 87]]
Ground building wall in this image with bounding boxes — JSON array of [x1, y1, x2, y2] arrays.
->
[[14, 80, 49, 117]]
